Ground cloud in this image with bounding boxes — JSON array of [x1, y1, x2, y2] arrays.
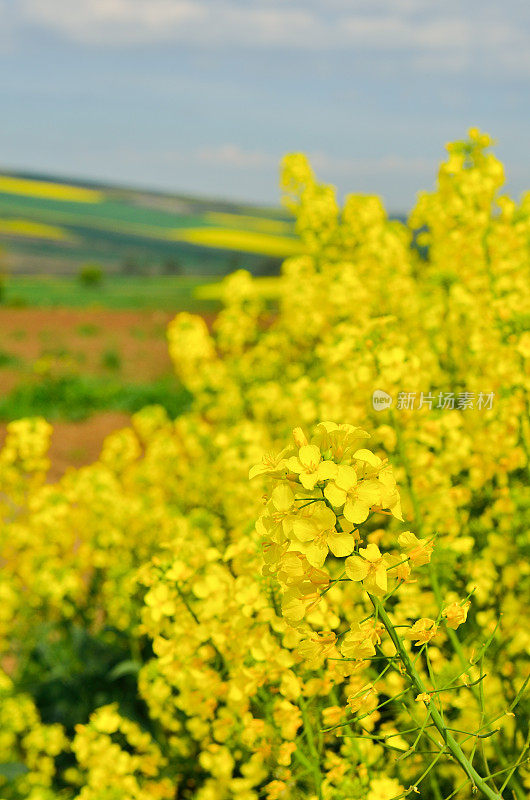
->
[[196, 144, 277, 169], [17, 0, 530, 68], [193, 143, 433, 177], [21, 0, 208, 46], [20, 0, 323, 47]]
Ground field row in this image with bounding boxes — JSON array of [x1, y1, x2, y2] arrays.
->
[[0, 172, 297, 275]]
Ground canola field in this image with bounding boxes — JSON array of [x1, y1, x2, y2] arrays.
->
[[1, 129, 529, 800], [0, 173, 297, 276]]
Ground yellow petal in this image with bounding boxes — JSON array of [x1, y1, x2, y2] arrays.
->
[[389, 496, 403, 521], [271, 484, 294, 512], [282, 591, 306, 622], [335, 464, 357, 490], [297, 639, 320, 660], [291, 517, 318, 543], [300, 472, 319, 490], [353, 449, 382, 468], [345, 555, 370, 582], [328, 532, 356, 558], [374, 565, 388, 595], [280, 553, 306, 578], [323, 482, 347, 508], [287, 456, 303, 473], [316, 460, 338, 481], [343, 499, 370, 524], [357, 481, 382, 503], [398, 531, 418, 550], [313, 504, 338, 529], [360, 543, 381, 563], [249, 463, 267, 480], [340, 632, 375, 660], [298, 445, 321, 470], [292, 426, 308, 447], [305, 541, 328, 569]]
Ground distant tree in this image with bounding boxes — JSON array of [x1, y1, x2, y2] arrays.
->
[[122, 255, 144, 276], [225, 253, 243, 274], [162, 256, 183, 275], [78, 263, 104, 287], [255, 256, 282, 277]]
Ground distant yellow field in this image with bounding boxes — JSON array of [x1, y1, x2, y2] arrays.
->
[[204, 211, 293, 235], [0, 175, 103, 204], [172, 227, 304, 257], [195, 276, 283, 300], [0, 218, 73, 241]]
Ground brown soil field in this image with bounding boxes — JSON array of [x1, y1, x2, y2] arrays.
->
[[47, 412, 132, 481], [4, 412, 132, 482], [0, 412, 132, 482], [0, 308, 201, 480], [0, 308, 177, 383]]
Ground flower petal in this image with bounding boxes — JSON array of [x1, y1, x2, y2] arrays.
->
[[300, 472, 319, 490], [343, 499, 370, 524], [298, 445, 321, 470], [305, 541, 328, 569], [360, 543, 381, 563], [291, 517, 318, 543], [345, 555, 370, 582], [328, 532, 356, 558], [317, 460, 338, 481], [271, 484, 294, 512], [335, 464, 357, 490], [374, 565, 388, 595], [324, 482, 347, 508], [353, 449, 382, 468]]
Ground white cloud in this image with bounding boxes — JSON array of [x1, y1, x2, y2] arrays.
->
[[17, 0, 528, 53], [22, 0, 207, 45], [196, 144, 276, 169], [21, 0, 324, 47], [9, 0, 528, 80], [192, 143, 433, 177]]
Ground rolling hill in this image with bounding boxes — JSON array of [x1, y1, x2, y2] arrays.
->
[[0, 171, 298, 278]]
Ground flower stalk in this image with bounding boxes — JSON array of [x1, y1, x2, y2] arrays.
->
[[369, 594, 503, 800]]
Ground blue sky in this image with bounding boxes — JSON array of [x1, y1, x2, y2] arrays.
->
[[1, 0, 529, 211]]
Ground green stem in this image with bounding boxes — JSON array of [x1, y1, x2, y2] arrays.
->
[[369, 594, 503, 800], [299, 696, 323, 800], [392, 412, 526, 800]]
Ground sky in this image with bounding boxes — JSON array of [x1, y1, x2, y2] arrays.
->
[[0, 0, 529, 212]]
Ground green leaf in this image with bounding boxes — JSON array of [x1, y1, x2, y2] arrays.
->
[[0, 762, 30, 781], [108, 660, 141, 681]]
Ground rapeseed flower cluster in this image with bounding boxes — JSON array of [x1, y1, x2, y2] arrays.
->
[[0, 130, 528, 800]]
